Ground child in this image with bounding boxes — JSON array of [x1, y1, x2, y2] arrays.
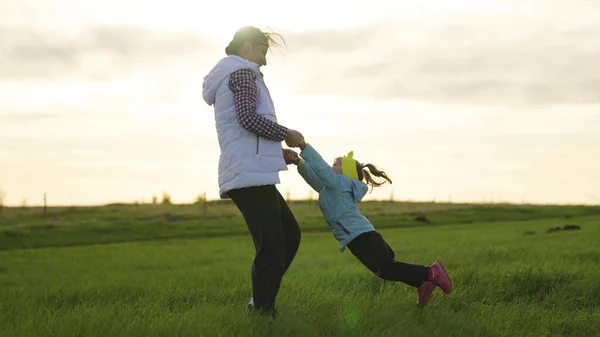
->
[[283, 143, 452, 307]]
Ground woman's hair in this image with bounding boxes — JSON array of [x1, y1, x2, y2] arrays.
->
[[225, 26, 286, 56], [356, 161, 392, 190]]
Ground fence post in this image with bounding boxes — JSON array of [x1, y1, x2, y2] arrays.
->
[[0, 189, 4, 217]]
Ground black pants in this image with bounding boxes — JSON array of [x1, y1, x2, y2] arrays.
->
[[347, 231, 429, 288], [228, 185, 301, 311]]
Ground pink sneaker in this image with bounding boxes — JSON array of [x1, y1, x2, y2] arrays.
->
[[417, 281, 435, 308], [429, 260, 452, 294]]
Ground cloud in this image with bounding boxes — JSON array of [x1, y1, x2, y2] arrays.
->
[[2, 7, 600, 107], [279, 20, 600, 106], [0, 112, 64, 122], [0, 26, 218, 80]]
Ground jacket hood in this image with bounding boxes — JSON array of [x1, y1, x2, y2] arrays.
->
[[202, 55, 261, 106], [350, 179, 368, 202]]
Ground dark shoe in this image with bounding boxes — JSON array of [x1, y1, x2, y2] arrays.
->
[[247, 298, 276, 320]]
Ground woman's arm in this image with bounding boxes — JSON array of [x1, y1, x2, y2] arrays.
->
[[228, 69, 288, 141]]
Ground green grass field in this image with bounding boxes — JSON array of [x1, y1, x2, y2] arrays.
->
[[1, 202, 599, 336]]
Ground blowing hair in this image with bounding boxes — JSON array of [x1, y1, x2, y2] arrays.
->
[[356, 161, 392, 190], [225, 26, 286, 56]]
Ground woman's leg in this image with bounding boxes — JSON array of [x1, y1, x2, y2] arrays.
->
[[228, 185, 288, 314], [276, 191, 301, 274]]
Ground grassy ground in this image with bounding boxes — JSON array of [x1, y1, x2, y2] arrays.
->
[[1, 201, 599, 250], [1, 202, 599, 336]]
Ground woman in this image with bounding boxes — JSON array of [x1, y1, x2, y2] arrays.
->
[[202, 26, 304, 318]]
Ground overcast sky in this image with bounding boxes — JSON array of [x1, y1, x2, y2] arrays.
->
[[1, 0, 599, 205]]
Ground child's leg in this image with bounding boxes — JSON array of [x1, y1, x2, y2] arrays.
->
[[347, 231, 429, 288]]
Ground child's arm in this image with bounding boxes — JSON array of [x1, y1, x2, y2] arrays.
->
[[299, 143, 341, 189], [297, 159, 325, 192], [284, 148, 325, 192]]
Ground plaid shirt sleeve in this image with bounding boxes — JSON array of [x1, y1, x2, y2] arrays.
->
[[228, 69, 288, 142]]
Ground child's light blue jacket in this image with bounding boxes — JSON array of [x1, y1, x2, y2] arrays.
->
[[298, 144, 375, 252]]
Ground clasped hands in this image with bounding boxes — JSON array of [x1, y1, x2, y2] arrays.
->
[[283, 129, 305, 165]]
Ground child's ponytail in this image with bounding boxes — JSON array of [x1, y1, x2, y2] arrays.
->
[[356, 162, 392, 189]]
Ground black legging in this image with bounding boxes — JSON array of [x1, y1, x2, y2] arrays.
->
[[347, 231, 429, 288], [228, 185, 301, 311]]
